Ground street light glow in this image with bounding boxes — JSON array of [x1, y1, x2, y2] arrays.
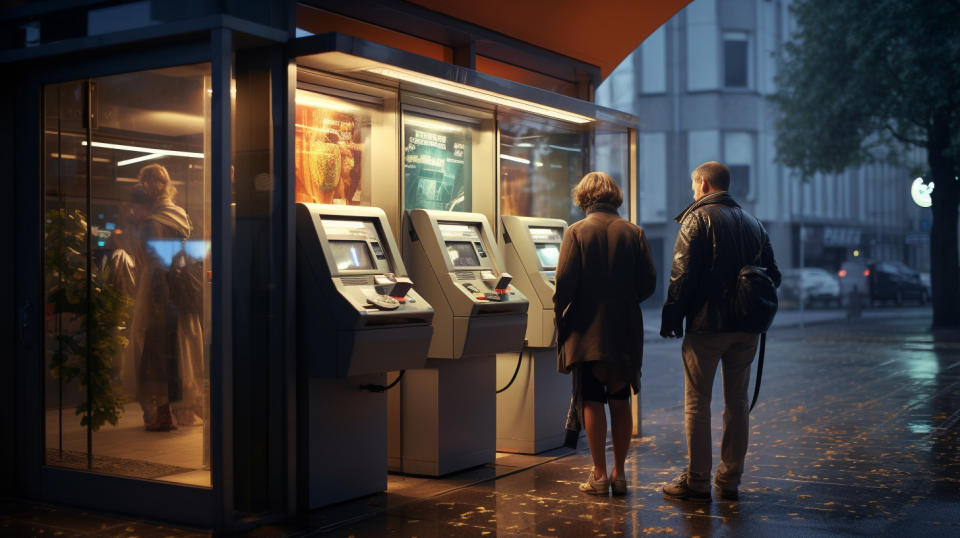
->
[[911, 177, 934, 207]]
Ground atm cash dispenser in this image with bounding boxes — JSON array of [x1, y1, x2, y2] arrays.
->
[[497, 216, 570, 453], [296, 203, 434, 508], [395, 209, 528, 475]]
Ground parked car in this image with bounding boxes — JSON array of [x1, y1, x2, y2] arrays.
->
[[780, 267, 841, 308], [838, 259, 927, 306], [919, 271, 931, 296]]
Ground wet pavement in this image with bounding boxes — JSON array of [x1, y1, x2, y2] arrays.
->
[[3, 308, 958, 536]]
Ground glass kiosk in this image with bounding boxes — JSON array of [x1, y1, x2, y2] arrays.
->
[[296, 203, 434, 507], [397, 209, 528, 475], [497, 216, 570, 453]]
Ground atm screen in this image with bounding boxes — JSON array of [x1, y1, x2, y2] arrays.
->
[[329, 240, 375, 271], [535, 243, 561, 269], [446, 241, 481, 267]]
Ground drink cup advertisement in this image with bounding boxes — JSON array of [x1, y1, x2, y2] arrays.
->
[[295, 94, 367, 205]]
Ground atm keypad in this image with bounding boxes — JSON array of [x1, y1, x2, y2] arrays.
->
[[366, 294, 400, 310]]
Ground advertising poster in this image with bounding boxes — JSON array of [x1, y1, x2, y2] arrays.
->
[[404, 119, 471, 211], [295, 97, 366, 205]]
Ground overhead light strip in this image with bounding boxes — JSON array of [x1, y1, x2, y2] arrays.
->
[[367, 67, 594, 125], [82, 140, 204, 159], [500, 154, 530, 164], [116, 153, 164, 167]]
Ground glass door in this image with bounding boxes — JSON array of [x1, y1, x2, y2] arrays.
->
[[43, 64, 212, 487]]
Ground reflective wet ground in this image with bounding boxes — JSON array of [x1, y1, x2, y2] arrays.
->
[[3, 309, 958, 536], [321, 310, 960, 536]]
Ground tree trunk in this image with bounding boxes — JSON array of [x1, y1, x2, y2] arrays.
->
[[928, 111, 959, 328]]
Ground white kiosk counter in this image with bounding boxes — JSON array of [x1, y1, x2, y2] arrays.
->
[[296, 203, 433, 507], [497, 216, 571, 453], [395, 209, 528, 475]]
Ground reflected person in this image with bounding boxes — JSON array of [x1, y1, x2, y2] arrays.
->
[[554, 172, 657, 496], [128, 163, 204, 431]]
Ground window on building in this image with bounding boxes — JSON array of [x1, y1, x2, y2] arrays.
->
[[724, 132, 754, 200], [641, 26, 666, 94], [723, 32, 749, 88]]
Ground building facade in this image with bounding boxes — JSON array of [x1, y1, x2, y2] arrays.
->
[[597, 0, 930, 303]]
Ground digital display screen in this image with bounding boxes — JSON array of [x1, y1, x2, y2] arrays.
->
[[446, 241, 481, 267], [328, 240, 374, 271], [535, 243, 561, 269]]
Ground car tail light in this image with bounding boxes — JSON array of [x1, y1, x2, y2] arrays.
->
[[838, 269, 847, 277], [864, 269, 871, 277]]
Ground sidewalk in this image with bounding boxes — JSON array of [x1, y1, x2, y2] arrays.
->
[[642, 305, 932, 334], [3, 309, 956, 536]]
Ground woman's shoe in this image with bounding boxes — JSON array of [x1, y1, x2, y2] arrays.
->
[[578, 472, 609, 495], [145, 403, 178, 432], [611, 475, 627, 496]]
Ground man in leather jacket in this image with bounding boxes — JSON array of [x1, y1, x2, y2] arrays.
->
[[660, 161, 780, 502]]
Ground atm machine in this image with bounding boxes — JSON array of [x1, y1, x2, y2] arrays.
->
[[497, 216, 570, 453], [395, 209, 528, 475], [296, 203, 434, 508]]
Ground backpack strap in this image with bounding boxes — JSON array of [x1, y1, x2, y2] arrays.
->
[[749, 332, 765, 412]]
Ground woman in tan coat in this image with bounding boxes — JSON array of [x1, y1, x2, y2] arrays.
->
[[554, 172, 657, 495]]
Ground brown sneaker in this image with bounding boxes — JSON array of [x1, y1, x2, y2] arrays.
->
[[662, 472, 710, 502]]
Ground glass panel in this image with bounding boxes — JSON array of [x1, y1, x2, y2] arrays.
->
[[295, 89, 374, 206], [594, 129, 630, 219], [499, 114, 587, 222], [43, 80, 91, 468], [43, 64, 212, 487], [403, 113, 473, 212]]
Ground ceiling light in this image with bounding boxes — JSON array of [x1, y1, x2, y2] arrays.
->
[[500, 154, 530, 164], [117, 153, 163, 167], [295, 89, 360, 112], [82, 140, 204, 159], [367, 67, 593, 124]]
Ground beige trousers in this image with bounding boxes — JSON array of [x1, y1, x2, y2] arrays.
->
[[681, 331, 759, 492]]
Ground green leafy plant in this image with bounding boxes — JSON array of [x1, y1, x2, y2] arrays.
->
[[46, 208, 133, 431]]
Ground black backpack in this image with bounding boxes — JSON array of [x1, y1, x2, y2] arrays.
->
[[733, 264, 778, 333], [733, 210, 778, 411]]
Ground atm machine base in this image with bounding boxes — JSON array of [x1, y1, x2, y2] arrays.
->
[[496, 348, 570, 454], [308, 374, 388, 508], [393, 355, 496, 476]]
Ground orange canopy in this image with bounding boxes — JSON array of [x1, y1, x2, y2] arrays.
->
[[407, 0, 692, 79]]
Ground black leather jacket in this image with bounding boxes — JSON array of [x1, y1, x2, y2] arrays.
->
[[661, 192, 781, 334]]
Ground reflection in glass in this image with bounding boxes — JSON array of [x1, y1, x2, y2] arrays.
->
[[535, 243, 561, 268], [446, 242, 481, 267], [500, 115, 631, 222], [499, 114, 586, 222], [328, 240, 374, 271], [43, 64, 211, 486]]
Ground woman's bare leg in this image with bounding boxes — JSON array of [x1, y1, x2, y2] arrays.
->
[[583, 400, 608, 480], [608, 396, 632, 481]]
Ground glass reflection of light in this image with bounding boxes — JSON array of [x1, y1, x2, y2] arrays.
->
[[185, 239, 211, 260], [146, 239, 182, 267], [902, 349, 940, 437], [146, 239, 210, 267]]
